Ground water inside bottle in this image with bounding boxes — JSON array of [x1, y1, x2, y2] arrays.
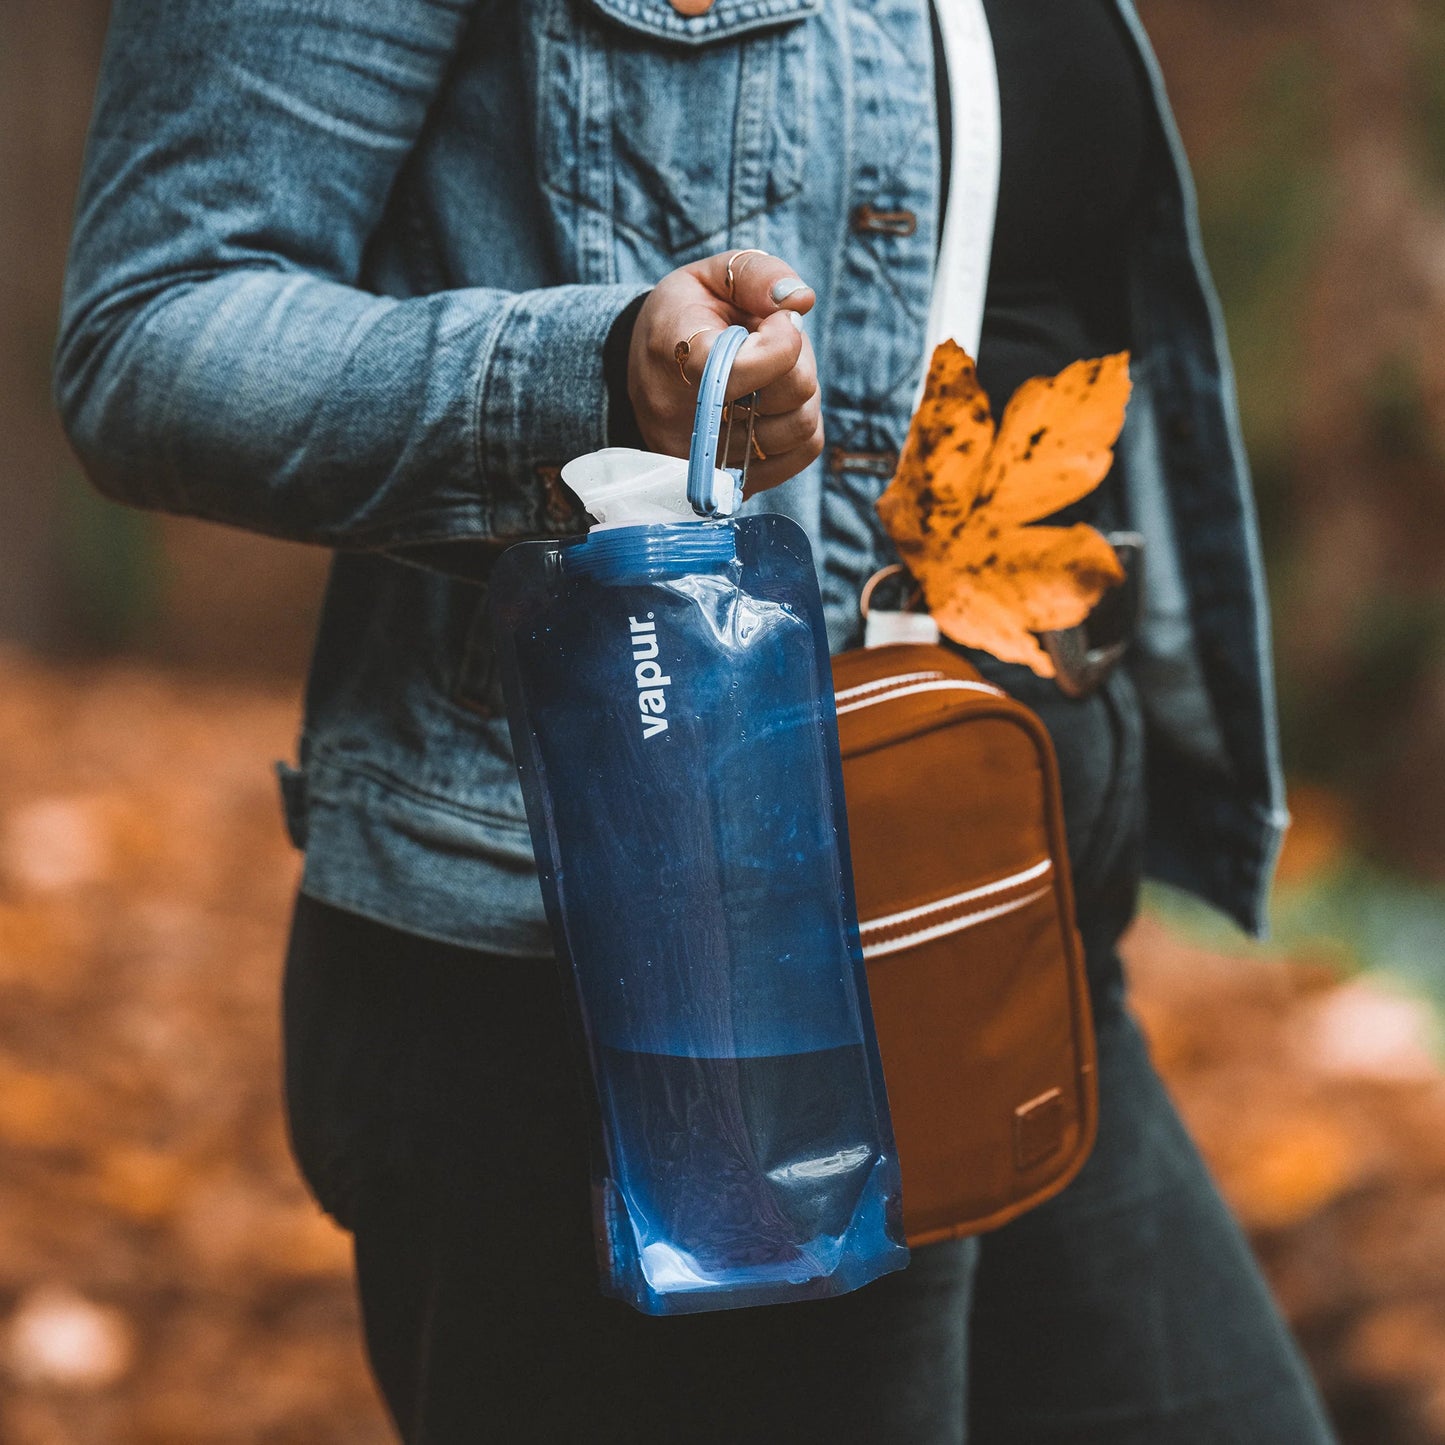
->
[[599, 1043, 881, 1291]]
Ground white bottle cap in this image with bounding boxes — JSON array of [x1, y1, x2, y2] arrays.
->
[[561, 448, 736, 530]]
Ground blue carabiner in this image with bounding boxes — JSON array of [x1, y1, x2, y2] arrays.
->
[[685, 324, 756, 517]]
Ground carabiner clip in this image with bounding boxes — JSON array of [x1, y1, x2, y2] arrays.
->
[[685, 324, 759, 517]]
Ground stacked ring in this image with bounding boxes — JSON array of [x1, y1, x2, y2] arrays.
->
[[674, 327, 719, 385], [725, 249, 767, 302]]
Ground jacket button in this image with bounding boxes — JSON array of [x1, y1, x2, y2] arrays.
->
[[852, 204, 919, 237], [669, 0, 715, 13], [826, 446, 899, 478]]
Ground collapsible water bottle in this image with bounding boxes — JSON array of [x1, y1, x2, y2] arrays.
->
[[489, 327, 907, 1315]]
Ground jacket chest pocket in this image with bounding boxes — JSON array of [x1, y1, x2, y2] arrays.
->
[[536, 0, 818, 256]]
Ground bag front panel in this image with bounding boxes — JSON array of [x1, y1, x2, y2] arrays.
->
[[834, 642, 1097, 1243], [864, 886, 1086, 1243]]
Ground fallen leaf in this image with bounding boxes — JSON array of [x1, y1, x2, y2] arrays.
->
[[0, 1065, 98, 1153], [1297, 980, 1443, 1083], [1211, 1109, 1364, 1231], [0, 797, 111, 894], [1275, 782, 1350, 886], [90, 1146, 192, 1225], [4, 1286, 137, 1391], [877, 342, 1131, 674], [1345, 1301, 1445, 1387]]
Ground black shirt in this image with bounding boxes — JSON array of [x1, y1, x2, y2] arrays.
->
[[940, 0, 1147, 526]]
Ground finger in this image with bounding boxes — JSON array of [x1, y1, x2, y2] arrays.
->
[[752, 333, 818, 416], [664, 298, 781, 389], [737, 421, 826, 498], [666, 313, 731, 388], [723, 312, 805, 400], [724, 395, 821, 461], [745, 439, 826, 497], [691, 249, 816, 319]]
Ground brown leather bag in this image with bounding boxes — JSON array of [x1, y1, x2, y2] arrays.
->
[[833, 639, 1098, 1245]]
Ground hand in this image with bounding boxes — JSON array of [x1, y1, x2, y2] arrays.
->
[[627, 250, 823, 497]]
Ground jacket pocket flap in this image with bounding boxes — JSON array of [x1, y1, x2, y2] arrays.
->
[[583, 0, 819, 46]]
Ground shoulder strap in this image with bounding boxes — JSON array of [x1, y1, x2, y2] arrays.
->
[[920, 0, 1001, 400]]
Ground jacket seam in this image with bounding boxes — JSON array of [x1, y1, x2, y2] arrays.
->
[[294, 876, 553, 960], [535, 178, 803, 252], [584, 0, 819, 45], [305, 746, 532, 834], [472, 290, 526, 532]]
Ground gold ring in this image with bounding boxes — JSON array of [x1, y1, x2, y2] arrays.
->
[[726, 249, 767, 302], [674, 327, 718, 385]]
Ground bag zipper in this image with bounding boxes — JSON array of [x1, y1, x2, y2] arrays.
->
[[835, 674, 1003, 716], [834, 669, 946, 705], [860, 859, 1054, 960]]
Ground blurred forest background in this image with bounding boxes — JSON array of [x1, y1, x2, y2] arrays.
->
[[3, 0, 1445, 1441]]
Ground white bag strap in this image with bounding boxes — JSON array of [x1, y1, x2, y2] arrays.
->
[[919, 0, 1001, 402]]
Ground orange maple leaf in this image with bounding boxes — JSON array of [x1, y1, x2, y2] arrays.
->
[[876, 341, 1132, 676]]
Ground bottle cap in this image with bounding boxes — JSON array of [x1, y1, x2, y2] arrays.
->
[[561, 448, 734, 529]]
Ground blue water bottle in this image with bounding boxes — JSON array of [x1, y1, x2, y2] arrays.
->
[[489, 327, 908, 1315]]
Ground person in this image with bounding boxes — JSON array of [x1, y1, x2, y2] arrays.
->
[[56, 0, 1339, 1440]]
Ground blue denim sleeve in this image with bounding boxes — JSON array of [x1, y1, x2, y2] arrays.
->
[[53, 0, 647, 549]]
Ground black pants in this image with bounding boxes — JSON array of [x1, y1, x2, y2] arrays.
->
[[281, 670, 1336, 1443]]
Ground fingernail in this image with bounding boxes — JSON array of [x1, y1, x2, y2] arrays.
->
[[771, 277, 809, 304], [788, 311, 805, 331]]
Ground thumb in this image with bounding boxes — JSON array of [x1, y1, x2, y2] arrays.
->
[[693, 249, 816, 320]]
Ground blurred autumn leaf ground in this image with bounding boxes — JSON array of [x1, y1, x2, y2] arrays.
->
[[0, 647, 389, 1443], [3, 646, 1445, 1444]]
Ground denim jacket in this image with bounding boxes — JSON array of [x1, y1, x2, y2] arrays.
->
[[56, 0, 1288, 952]]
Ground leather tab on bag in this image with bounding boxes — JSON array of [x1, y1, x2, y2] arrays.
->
[[1014, 1088, 1066, 1171], [863, 609, 941, 648]]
